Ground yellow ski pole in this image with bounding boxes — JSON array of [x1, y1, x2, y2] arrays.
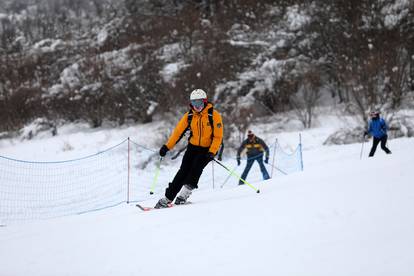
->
[[149, 157, 163, 195]]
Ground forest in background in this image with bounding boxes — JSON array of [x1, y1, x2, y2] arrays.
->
[[0, 0, 413, 140]]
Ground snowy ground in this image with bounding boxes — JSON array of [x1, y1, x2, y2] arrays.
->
[[1, 115, 414, 276]]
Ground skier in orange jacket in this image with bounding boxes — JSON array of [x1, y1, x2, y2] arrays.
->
[[155, 89, 223, 208]]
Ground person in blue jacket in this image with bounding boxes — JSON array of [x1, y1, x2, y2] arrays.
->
[[364, 111, 392, 157]]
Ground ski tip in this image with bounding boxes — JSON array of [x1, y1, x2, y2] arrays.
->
[[136, 203, 176, 212], [136, 204, 151, 211]]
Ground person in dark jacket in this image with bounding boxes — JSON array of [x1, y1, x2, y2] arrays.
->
[[237, 130, 270, 185], [364, 111, 392, 157]]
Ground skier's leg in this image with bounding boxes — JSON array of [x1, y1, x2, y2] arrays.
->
[[257, 156, 270, 180], [240, 158, 254, 185], [368, 137, 380, 157], [165, 145, 196, 201], [380, 135, 391, 154], [183, 149, 211, 189], [176, 147, 210, 204]]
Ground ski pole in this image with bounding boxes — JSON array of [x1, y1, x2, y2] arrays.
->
[[149, 157, 163, 195], [171, 146, 187, 160], [266, 162, 288, 175], [360, 137, 365, 160], [213, 159, 260, 193], [220, 164, 238, 188]]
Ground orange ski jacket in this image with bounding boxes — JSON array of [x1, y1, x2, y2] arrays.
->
[[165, 103, 223, 155]]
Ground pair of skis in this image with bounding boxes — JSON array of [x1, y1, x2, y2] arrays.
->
[[136, 202, 191, 212]]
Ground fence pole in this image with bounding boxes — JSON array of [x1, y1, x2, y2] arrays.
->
[[299, 133, 304, 171], [271, 139, 277, 178], [127, 137, 131, 203], [212, 162, 215, 189]]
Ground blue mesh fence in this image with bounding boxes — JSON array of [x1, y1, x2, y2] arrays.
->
[[0, 139, 128, 225], [0, 136, 303, 225], [271, 139, 303, 176]]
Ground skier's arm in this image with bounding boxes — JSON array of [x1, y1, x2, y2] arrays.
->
[[165, 113, 189, 150], [217, 143, 224, 160], [260, 139, 270, 158], [237, 140, 247, 158], [208, 110, 224, 155], [367, 121, 373, 135]]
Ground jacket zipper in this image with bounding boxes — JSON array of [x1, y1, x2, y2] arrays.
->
[[199, 115, 202, 145]]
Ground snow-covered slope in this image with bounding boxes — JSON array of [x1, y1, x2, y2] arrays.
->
[[1, 134, 413, 276]]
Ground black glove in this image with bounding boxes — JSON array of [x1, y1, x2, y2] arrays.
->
[[363, 131, 368, 137], [237, 157, 241, 166], [265, 157, 269, 164], [217, 154, 222, 161], [159, 145, 169, 157], [206, 152, 215, 161]]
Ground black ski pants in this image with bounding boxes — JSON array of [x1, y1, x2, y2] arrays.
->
[[165, 144, 211, 201], [369, 135, 391, 157]]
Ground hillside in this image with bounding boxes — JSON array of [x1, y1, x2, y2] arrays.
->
[[1, 0, 413, 133], [1, 131, 413, 275]]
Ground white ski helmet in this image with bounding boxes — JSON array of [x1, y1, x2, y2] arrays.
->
[[190, 89, 207, 100]]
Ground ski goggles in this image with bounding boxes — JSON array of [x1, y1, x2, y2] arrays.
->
[[190, 99, 206, 109]]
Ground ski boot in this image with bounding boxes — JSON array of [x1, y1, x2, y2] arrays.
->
[[175, 185, 193, 205], [154, 197, 171, 209]]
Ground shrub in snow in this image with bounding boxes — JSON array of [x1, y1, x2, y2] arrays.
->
[[32, 39, 65, 53], [285, 5, 311, 32], [323, 127, 366, 145], [20, 118, 57, 140], [62, 141, 74, 152], [0, 131, 13, 140], [387, 115, 414, 138]]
